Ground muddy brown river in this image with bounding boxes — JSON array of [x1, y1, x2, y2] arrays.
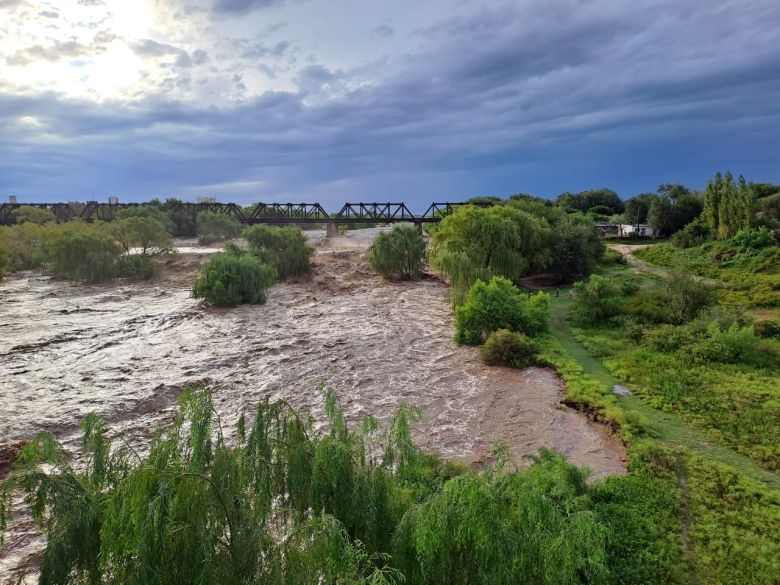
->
[[0, 228, 625, 580]]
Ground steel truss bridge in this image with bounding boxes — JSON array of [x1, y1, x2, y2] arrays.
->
[[0, 201, 485, 227]]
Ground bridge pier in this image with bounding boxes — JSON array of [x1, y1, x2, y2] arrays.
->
[[326, 222, 340, 237]]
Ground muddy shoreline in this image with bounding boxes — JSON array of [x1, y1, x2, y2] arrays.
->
[[0, 228, 625, 579]]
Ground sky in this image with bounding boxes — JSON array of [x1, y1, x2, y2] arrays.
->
[[1, 0, 779, 210]]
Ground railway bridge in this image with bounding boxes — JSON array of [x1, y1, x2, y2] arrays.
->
[[0, 201, 486, 227]]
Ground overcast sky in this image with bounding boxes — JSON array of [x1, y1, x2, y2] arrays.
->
[[1, 0, 779, 209]]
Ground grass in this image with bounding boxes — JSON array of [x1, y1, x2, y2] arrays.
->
[[549, 295, 780, 489]]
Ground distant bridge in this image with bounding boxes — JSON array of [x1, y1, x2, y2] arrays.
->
[[0, 201, 485, 227]]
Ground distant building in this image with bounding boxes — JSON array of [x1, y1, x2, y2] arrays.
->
[[9, 195, 17, 204], [619, 224, 658, 238], [196, 196, 217, 204], [108, 196, 119, 204], [594, 222, 658, 238]]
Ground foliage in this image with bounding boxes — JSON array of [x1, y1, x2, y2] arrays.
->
[[366, 225, 426, 280], [112, 216, 173, 255], [0, 246, 7, 280], [0, 222, 46, 270], [244, 224, 314, 279], [193, 247, 277, 307], [479, 329, 539, 368], [703, 171, 757, 239], [11, 205, 55, 224], [429, 205, 550, 305], [161, 198, 198, 236], [117, 204, 176, 234], [549, 215, 605, 282], [730, 226, 774, 250], [671, 216, 710, 248], [688, 322, 760, 365], [116, 254, 161, 279], [556, 189, 624, 214], [647, 192, 703, 236], [623, 193, 657, 224], [197, 211, 242, 244], [1, 384, 642, 585], [666, 270, 715, 324], [43, 223, 123, 283], [572, 275, 624, 325], [454, 277, 549, 345]]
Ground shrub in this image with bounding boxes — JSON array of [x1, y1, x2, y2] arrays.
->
[[572, 274, 623, 324], [671, 217, 710, 249], [689, 321, 760, 364], [548, 215, 604, 282], [0, 223, 46, 270], [117, 205, 177, 234], [367, 225, 426, 280], [193, 248, 276, 306], [44, 225, 123, 283], [116, 255, 160, 280], [730, 226, 774, 250], [196, 211, 241, 244], [244, 224, 313, 278], [11, 205, 55, 224], [666, 271, 716, 324], [454, 276, 549, 345], [0, 246, 7, 280], [480, 329, 539, 368]]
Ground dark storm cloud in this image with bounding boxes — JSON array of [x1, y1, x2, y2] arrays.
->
[[2, 0, 780, 204], [212, 0, 284, 15]]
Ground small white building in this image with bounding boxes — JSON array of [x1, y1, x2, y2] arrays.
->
[[619, 224, 658, 238]]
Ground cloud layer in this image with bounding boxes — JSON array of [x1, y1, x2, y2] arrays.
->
[[1, 0, 779, 207]]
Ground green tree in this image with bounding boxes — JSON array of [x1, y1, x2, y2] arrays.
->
[[44, 224, 123, 283], [430, 205, 550, 305], [112, 216, 173, 256], [244, 224, 314, 279], [571, 275, 623, 324], [0, 223, 46, 270], [11, 205, 55, 224], [454, 276, 549, 345], [623, 193, 659, 224], [549, 215, 605, 282], [193, 247, 277, 307], [196, 211, 242, 244], [666, 270, 715, 324], [556, 189, 624, 214], [117, 204, 176, 233], [163, 198, 198, 236], [704, 171, 756, 239], [367, 225, 426, 280]]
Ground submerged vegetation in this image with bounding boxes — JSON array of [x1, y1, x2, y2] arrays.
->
[[367, 224, 425, 281]]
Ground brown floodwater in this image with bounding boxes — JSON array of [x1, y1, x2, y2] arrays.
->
[[0, 228, 625, 580]]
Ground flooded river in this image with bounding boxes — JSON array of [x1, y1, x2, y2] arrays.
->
[[0, 228, 625, 579]]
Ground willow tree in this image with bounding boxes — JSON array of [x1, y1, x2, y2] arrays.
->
[[429, 205, 550, 305]]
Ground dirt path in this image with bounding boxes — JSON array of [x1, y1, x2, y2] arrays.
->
[[607, 243, 667, 275]]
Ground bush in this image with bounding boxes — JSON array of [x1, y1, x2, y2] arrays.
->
[[689, 321, 760, 364], [0, 246, 7, 280], [730, 226, 774, 250], [367, 225, 426, 280], [196, 211, 241, 244], [116, 255, 160, 279], [117, 205, 176, 234], [666, 271, 716, 324], [11, 205, 55, 224], [572, 275, 623, 324], [44, 225, 123, 283], [480, 329, 539, 368], [0, 223, 46, 270], [548, 215, 605, 282], [671, 217, 710, 249], [193, 248, 276, 306], [625, 292, 673, 323], [244, 224, 313, 279], [454, 276, 549, 345]]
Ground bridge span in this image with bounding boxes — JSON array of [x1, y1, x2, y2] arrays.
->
[[0, 201, 486, 226]]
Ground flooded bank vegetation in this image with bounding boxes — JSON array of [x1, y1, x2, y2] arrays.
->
[[2, 384, 680, 585]]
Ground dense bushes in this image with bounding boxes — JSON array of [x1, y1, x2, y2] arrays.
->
[[112, 216, 173, 256], [367, 225, 425, 280], [454, 277, 549, 345], [11, 205, 55, 224], [44, 225, 124, 283], [193, 247, 276, 306], [548, 215, 605, 282], [244, 224, 313, 278], [197, 211, 241, 244], [479, 329, 539, 367]]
